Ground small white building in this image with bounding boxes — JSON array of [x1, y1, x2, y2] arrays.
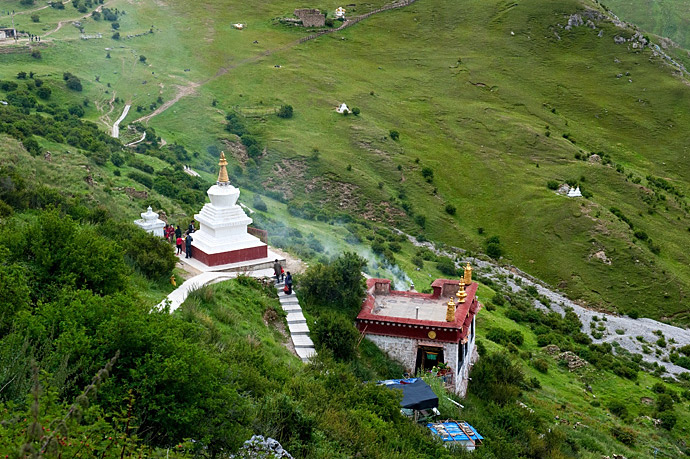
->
[[335, 7, 346, 19], [336, 103, 349, 113], [134, 206, 166, 237]]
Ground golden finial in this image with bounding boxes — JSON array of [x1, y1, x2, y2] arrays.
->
[[446, 296, 456, 322], [217, 152, 230, 184], [456, 279, 467, 303], [464, 262, 473, 284]]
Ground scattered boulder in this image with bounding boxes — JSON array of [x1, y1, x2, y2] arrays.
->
[[231, 435, 293, 459], [564, 14, 583, 30], [614, 36, 626, 44], [588, 153, 601, 163], [544, 344, 560, 355]]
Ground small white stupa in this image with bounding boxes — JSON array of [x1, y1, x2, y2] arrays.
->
[[335, 7, 346, 18], [336, 103, 349, 113], [188, 152, 268, 266], [134, 206, 166, 237], [567, 186, 582, 197]]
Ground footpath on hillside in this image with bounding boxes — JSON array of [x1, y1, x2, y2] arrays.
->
[[160, 247, 315, 362]]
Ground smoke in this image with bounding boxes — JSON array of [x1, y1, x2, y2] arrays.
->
[[355, 247, 413, 291]]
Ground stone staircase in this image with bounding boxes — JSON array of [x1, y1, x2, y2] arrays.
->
[[276, 281, 316, 362]]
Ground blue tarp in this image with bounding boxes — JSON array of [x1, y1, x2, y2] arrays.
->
[[427, 421, 484, 443]]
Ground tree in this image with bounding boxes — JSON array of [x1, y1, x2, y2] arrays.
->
[[421, 166, 434, 181], [312, 312, 358, 360], [277, 104, 293, 119], [36, 86, 51, 100], [111, 22, 120, 30], [92, 10, 101, 20], [139, 55, 147, 63], [112, 32, 120, 40]]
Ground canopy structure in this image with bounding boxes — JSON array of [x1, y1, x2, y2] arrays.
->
[[427, 421, 483, 450], [379, 378, 439, 410]]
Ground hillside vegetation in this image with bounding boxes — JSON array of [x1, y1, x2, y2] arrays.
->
[[4, 0, 687, 322]]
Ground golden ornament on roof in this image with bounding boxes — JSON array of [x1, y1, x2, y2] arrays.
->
[[456, 279, 467, 303], [446, 296, 456, 322], [217, 152, 230, 184]]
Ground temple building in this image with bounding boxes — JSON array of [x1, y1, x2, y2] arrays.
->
[[356, 264, 480, 396], [183, 153, 279, 269]]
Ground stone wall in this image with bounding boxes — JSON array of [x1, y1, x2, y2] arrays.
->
[[293, 9, 325, 27], [366, 334, 418, 372]]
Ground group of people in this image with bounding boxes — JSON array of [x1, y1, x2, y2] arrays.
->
[[274, 260, 293, 295], [163, 221, 196, 259]]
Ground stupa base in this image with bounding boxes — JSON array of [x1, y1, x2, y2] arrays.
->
[[179, 246, 284, 273]]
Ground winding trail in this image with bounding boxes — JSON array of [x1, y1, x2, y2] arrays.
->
[[111, 104, 131, 138], [125, 131, 146, 146], [396, 230, 690, 376], [133, 0, 418, 124]]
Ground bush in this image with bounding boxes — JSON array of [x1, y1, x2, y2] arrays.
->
[[436, 257, 457, 276], [351, 107, 360, 116], [658, 411, 677, 430], [139, 55, 147, 62], [531, 358, 549, 375], [421, 167, 434, 181], [470, 352, 524, 406], [547, 180, 559, 190], [253, 194, 268, 212], [277, 104, 293, 119], [312, 312, 359, 360], [389, 130, 399, 141], [31, 50, 41, 59], [411, 255, 424, 269], [607, 400, 628, 418], [414, 214, 426, 228], [492, 293, 505, 306], [31, 13, 40, 22], [611, 426, 635, 445], [445, 204, 456, 215], [486, 242, 502, 259], [656, 393, 674, 412]]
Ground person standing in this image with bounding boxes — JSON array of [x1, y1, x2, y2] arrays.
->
[[176, 235, 183, 255], [188, 220, 195, 234], [175, 225, 182, 240], [273, 259, 282, 283], [285, 271, 293, 295], [185, 232, 193, 258]]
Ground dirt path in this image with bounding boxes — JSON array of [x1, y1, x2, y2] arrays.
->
[[42, 0, 113, 38], [133, 0, 418, 124], [15, 0, 69, 16], [396, 230, 690, 377], [111, 104, 131, 138]]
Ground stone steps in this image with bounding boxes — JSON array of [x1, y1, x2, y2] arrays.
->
[[273, 285, 316, 362]]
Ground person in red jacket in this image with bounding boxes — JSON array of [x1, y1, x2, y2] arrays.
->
[[176, 236, 183, 255]]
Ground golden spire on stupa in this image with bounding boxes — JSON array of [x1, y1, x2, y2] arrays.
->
[[217, 152, 230, 184], [464, 262, 473, 284]]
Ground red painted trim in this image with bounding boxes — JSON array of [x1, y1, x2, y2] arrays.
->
[[181, 245, 267, 266]]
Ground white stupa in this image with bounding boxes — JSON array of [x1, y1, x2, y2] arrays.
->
[[335, 7, 346, 18], [336, 103, 349, 113], [567, 186, 582, 197], [188, 152, 268, 266], [134, 206, 165, 237]]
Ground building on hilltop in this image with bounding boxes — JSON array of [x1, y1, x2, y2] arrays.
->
[[293, 8, 326, 27], [0, 28, 17, 40], [356, 264, 480, 396]]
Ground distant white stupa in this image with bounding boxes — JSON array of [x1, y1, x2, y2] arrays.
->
[[134, 206, 165, 237], [336, 103, 349, 113], [567, 186, 582, 197], [187, 152, 268, 266]]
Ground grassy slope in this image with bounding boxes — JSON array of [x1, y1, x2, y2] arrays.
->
[[2, 0, 690, 324]]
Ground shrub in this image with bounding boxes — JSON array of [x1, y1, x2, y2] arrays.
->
[[277, 104, 293, 119], [253, 194, 268, 212], [31, 50, 41, 59], [611, 426, 635, 445], [492, 293, 505, 306], [436, 257, 457, 276], [351, 107, 360, 116], [470, 352, 524, 406], [112, 32, 120, 40], [634, 230, 648, 240], [421, 167, 434, 181], [547, 180, 559, 190], [414, 214, 426, 228], [411, 255, 424, 269], [312, 312, 358, 360], [656, 393, 674, 412], [658, 411, 677, 430], [445, 204, 456, 215], [389, 130, 399, 141], [486, 242, 502, 259], [607, 400, 628, 418], [533, 358, 548, 373]]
